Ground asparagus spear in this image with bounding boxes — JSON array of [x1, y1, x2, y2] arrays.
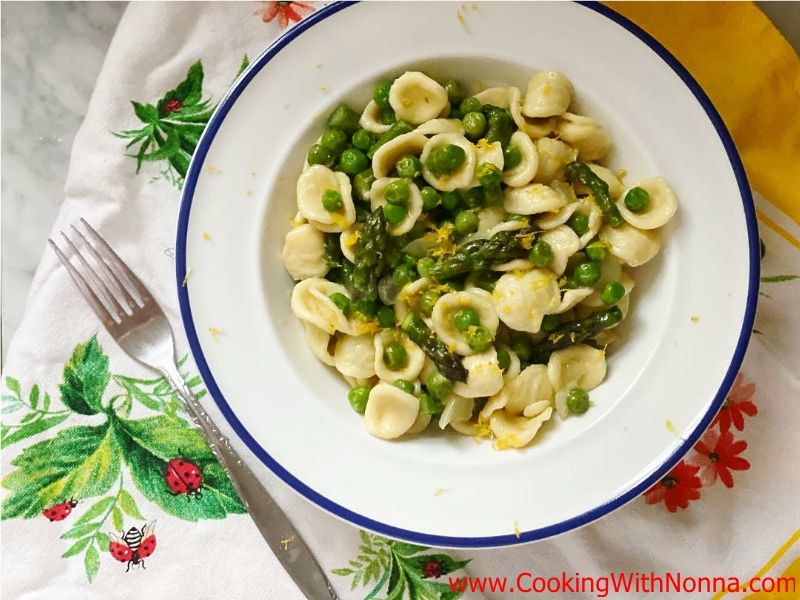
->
[[564, 161, 624, 228], [528, 305, 623, 364], [401, 313, 468, 382], [348, 207, 388, 306], [427, 226, 537, 281]]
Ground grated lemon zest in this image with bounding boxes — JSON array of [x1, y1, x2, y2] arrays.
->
[[182, 267, 192, 287], [205, 165, 222, 174], [434, 488, 448, 496], [280, 535, 296, 550], [209, 326, 224, 339], [202, 232, 212, 242], [691, 315, 699, 323], [514, 520, 521, 539]]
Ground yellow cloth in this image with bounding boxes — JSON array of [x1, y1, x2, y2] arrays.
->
[[608, 2, 800, 225]]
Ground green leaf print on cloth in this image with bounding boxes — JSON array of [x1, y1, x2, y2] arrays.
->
[[115, 56, 249, 188], [333, 531, 470, 600], [1, 335, 246, 582]]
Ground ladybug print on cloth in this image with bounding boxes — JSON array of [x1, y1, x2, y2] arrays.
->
[[164, 457, 203, 497], [42, 499, 78, 522], [109, 522, 157, 572]]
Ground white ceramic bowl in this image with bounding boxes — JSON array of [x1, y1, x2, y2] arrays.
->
[[177, 2, 758, 547]]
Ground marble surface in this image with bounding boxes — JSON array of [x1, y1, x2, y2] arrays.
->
[[1, 2, 798, 365], [1, 1, 127, 362]]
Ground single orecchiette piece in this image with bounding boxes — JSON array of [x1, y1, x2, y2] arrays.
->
[[452, 347, 505, 398], [555, 113, 611, 161], [389, 71, 449, 125], [439, 394, 474, 429], [334, 334, 376, 379], [282, 223, 329, 280], [509, 87, 555, 139], [492, 258, 534, 272], [503, 183, 567, 215], [339, 224, 360, 264], [359, 100, 392, 134], [406, 411, 432, 435], [551, 287, 594, 314], [302, 322, 335, 366], [535, 201, 579, 229], [470, 140, 504, 187], [617, 177, 678, 230], [297, 166, 356, 232], [533, 138, 578, 183], [574, 200, 604, 248], [473, 86, 511, 108], [502, 131, 539, 187], [538, 225, 581, 275], [431, 290, 500, 355], [370, 177, 423, 236], [364, 383, 420, 439], [599, 223, 661, 267], [492, 269, 560, 333], [522, 70, 573, 118], [290, 277, 351, 334], [373, 332, 426, 383], [489, 407, 554, 450], [498, 344, 522, 384], [481, 364, 553, 421], [547, 344, 607, 391], [420, 133, 477, 191], [415, 118, 465, 136], [371, 131, 428, 178]]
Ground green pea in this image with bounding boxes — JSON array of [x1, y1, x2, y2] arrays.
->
[[425, 144, 467, 176], [329, 292, 350, 312], [351, 128, 374, 150], [585, 241, 607, 262], [395, 379, 415, 395], [503, 145, 522, 170], [497, 347, 511, 371], [600, 280, 626, 305], [354, 299, 377, 318], [425, 370, 453, 401], [511, 336, 533, 361], [385, 179, 410, 204], [353, 169, 376, 202], [384, 342, 409, 370], [392, 264, 415, 288], [445, 79, 466, 105], [459, 96, 481, 115], [419, 392, 444, 415], [460, 187, 484, 209], [373, 81, 392, 109], [395, 155, 422, 179], [417, 257, 436, 278], [566, 387, 590, 414], [419, 289, 440, 316], [462, 111, 487, 140], [541, 314, 561, 333], [379, 108, 397, 125], [485, 109, 513, 146], [476, 162, 502, 188], [454, 308, 480, 331], [624, 186, 650, 213], [528, 240, 553, 267], [383, 202, 408, 225], [321, 128, 348, 154], [466, 326, 493, 352], [401, 313, 426, 340], [328, 104, 361, 133], [573, 261, 601, 286], [420, 186, 441, 210], [402, 253, 417, 268], [321, 189, 344, 212], [455, 210, 479, 235], [441, 191, 460, 211], [377, 305, 396, 328], [339, 148, 369, 175], [307, 143, 333, 166], [568, 212, 590, 236], [484, 186, 504, 206], [348, 385, 370, 413]]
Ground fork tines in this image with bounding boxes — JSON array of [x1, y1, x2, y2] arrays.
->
[[48, 219, 150, 328]]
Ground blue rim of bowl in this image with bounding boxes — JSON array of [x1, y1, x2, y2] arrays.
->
[[177, 1, 759, 548]]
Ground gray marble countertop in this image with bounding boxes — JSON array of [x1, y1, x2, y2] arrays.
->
[[1, 1, 798, 364]]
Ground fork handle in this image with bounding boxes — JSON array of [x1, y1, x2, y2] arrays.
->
[[160, 362, 339, 600]]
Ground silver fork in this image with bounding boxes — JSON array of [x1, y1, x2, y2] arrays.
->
[[50, 219, 338, 600]]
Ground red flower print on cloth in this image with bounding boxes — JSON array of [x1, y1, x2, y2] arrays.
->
[[257, 1, 314, 29], [691, 428, 751, 488], [712, 373, 757, 432], [644, 460, 703, 512]]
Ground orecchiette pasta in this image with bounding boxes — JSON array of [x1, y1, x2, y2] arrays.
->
[[617, 177, 678, 230], [522, 70, 573, 118], [283, 69, 678, 448], [389, 71, 449, 125], [364, 383, 420, 439], [281, 223, 329, 280]]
